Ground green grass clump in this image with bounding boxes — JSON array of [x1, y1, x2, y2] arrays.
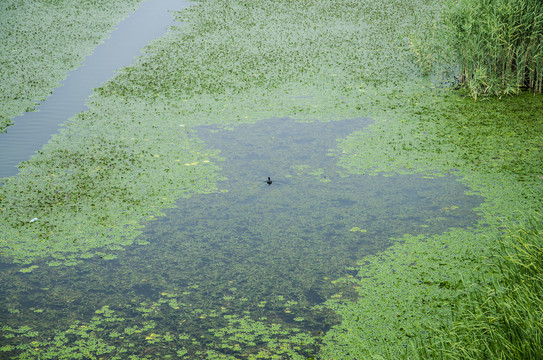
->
[[444, 0, 543, 98], [413, 216, 543, 359]]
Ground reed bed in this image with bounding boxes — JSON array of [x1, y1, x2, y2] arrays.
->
[[411, 215, 543, 359], [413, 0, 543, 98]]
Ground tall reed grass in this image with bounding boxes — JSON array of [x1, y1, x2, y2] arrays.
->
[[412, 0, 543, 98], [411, 215, 543, 359]]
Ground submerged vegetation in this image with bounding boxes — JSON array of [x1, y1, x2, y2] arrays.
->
[[0, 0, 542, 359]]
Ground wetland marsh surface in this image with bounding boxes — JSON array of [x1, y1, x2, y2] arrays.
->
[[1, 0, 541, 358], [0, 117, 483, 358]]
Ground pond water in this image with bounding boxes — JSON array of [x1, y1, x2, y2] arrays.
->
[[0, 0, 191, 179], [0, 116, 483, 358], [0, 0, 485, 357]]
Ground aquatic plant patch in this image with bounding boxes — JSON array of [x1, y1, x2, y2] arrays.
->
[[0, 292, 322, 359], [0, 116, 482, 358], [0, 96, 222, 264], [0, 0, 143, 132], [0, 0, 474, 357], [2, 0, 540, 358], [320, 90, 543, 357], [0, 0, 444, 266]]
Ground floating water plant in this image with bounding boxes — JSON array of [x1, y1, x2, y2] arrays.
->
[[1, 0, 541, 358], [0, 0, 143, 132]]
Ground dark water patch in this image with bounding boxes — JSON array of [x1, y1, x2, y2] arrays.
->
[[0, 117, 483, 357], [0, 0, 191, 179]]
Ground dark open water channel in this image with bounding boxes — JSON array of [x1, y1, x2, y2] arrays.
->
[[0, 0, 484, 358]]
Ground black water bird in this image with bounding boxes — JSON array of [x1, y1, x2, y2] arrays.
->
[[266, 177, 272, 185]]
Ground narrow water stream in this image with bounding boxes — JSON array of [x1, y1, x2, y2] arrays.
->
[[0, 0, 190, 179]]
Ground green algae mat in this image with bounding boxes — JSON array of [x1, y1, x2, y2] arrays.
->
[[1, 0, 542, 358]]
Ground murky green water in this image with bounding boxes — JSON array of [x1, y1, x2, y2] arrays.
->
[[0, 117, 482, 358]]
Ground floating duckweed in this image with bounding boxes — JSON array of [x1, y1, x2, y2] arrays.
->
[[18, 265, 38, 273]]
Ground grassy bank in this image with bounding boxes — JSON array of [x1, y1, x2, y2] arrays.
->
[[0, 0, 542, 358], [414, 216, 543, 359], [0, 0, 142, 132]]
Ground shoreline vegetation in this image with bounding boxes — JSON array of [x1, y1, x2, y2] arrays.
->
[[411, 0, 543, 99], [448, 0, 543, 98], [404, 0, 543, 357], [0, 0, 542, 359], [413, 216, 543, 359], [322, 89, 543, 359]]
